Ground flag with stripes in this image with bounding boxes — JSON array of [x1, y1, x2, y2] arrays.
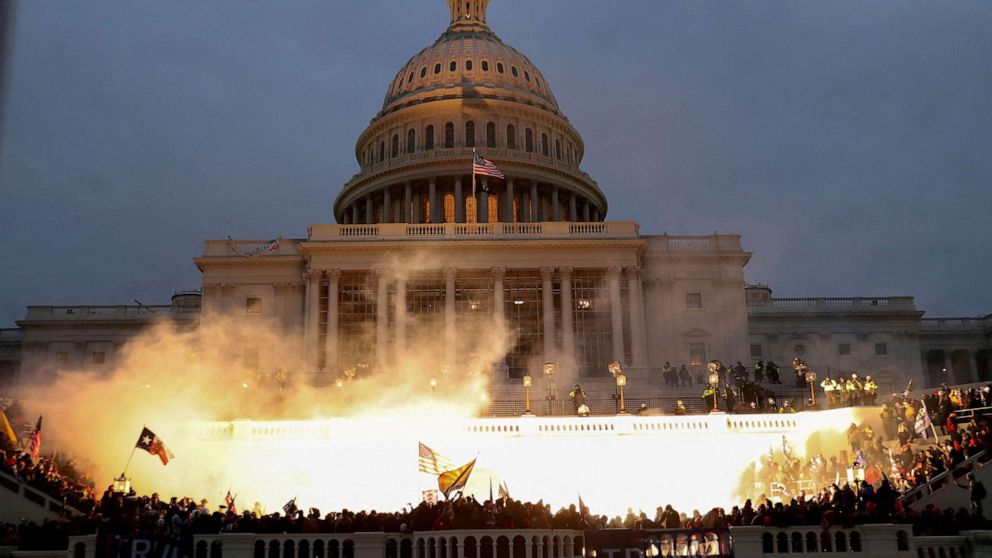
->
[[27, 416, 42, 460], [473, 153, 505, 179], [282, 497, 297, 517], [419, 442, 455, 475]]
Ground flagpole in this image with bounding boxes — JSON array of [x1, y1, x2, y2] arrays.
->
[[122, 424, 144, 476], [922, 399, 939, 441], [471, 148, 477, 199]]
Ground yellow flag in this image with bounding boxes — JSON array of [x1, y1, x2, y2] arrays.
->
[[0, 409, 17, 447], [437, 457, 477, 499]]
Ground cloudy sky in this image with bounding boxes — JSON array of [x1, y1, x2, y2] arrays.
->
[[1, 0, 990, 326]]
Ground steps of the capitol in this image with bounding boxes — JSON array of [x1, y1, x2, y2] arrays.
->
[[0, 470, 82, 524]]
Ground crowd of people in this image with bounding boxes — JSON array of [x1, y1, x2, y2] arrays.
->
[[3, 385, 992, 552]]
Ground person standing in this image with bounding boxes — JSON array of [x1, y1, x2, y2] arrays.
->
[[957, 473, 987, 518]]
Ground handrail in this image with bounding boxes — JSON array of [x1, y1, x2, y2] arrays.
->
[[900, 448, 991, 504]]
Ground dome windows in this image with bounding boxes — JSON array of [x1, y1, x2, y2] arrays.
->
[[444, 122, 455, 148], [391, 134, 400, 158], [420, 67, 427, 79], [486, 122, 496, 148], [506, 124, 516, 150], [434, 63, 442, 74], [425, 125, 435, 150], [555, 139, 562, 160], [449, 61, 457, 72], [497, 62, 504, 74], [541, 133, 549, 156], [511, 66, 519, 77], [408, 72, 414, 84], [525, 128, 534, 153], [481, 61, 489, 71], [406, 129, 416, 154], [465, 121, 476, 148], [465, 60, 473, 71], [524, 70, 531, 82], [378, 141, 385, 163]]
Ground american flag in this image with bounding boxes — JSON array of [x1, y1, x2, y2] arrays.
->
[[473, 152, 505, 179], [27, 416, 42, 460], [418, 442, 455, 475], [282, 497, 297, 517]]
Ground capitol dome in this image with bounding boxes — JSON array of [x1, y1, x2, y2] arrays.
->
[[334, 0, 607, 226]]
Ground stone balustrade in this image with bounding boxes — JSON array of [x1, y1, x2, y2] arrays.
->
[[747, 297, 918, 313], [21, 304, 198, 321]]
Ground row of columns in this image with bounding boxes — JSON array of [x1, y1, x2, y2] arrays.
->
[[302, 265, 647, 373], [342, 176, 601, 226]]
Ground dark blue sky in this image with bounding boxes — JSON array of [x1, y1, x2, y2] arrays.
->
[[2, 1, 990, 326]]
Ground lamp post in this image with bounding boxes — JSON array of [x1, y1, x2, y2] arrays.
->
[[616, 371, 628, 415], [609, 360, 622, 413], [707, 360, 722, 412], [113, 474, 131, 494], [805, 370, 818, 407], [523, 374, 533, 415]]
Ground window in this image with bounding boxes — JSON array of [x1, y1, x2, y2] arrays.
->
[[541, 133, 549, 156], [465, 60, 473, 71], [511, 66, 518, 77], [486, 122, 496, 147], [525, 128, 534, 152], [465, 121, 475, 148], [449, 61, 456, 72], [420, 67, 427, 78], [555, 139, 562, 159], [406, 129, 416, 153], [838, 343, 852, 356], [689, 343, 706, 367], [875, 342, 888, 356], [55, 352, 68, 365], [245, 297, 262, 314], [434, 63, 441, 74], [506, 124, 516, 149], [481, 61, 489, 71], [497, 62, 504, 73], [92, 352, 106, 365], [378, 141, 385, 163], [444, 122, 455, 148], [750, 344, 763, 358], [407, 72, 414, 84], [425, 125, 435, 150], [391, 134, 399, 158], [524, 70, 530, 82], [685, 292, 703, 309]]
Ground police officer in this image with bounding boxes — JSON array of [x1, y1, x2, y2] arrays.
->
[[863, 376, 878, 406], [820, 376, 838, 409]]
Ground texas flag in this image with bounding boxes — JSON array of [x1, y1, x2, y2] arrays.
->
[[135, 427, 174, 465]]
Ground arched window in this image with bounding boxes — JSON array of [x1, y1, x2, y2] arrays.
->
[[497, 62, 504, 74], [378, 141, 385, 163], [482, 61, 489, 71], [541, 133, 549, 156], [486, 122, 496, 148], [524, 70, 531, 82], [511, 66, 519, 77], [406, 129, 416, 154], [506, 124, 516, 149], [790, 533, 802, 553], [465, 121, 475, 148], [391, 134, 399, 158], [434, 63, 441, 74], [555, 139, 561, 159], [805, 533, 818, 553], [466, 60, 473, 71], [834, 532, 847, 553], [761, 534, 773, 554], [408, 72, 414, 84], [525, 128, 534, 152], [775, 533, 788, 554], [420, 67, 427, 78], [444, 123, 455, 148], [425, 125, 435, 150], [449, 61, 457, 72], [849, 532, 861, 552]]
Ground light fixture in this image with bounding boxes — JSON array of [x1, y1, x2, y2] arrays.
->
[[608, 361, 622, 377], [577, 299, 592, 309], [522, 374, 533, 415], [543, 362, 557, 377], [113, 474, 131, 494], [513, 300, 525, 305], [469, 300, 480, 311], [430, 376, 437, 392]]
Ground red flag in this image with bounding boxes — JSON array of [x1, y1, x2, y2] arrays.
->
[[135, 427, 174, 465], [27, 416, 42, 460]]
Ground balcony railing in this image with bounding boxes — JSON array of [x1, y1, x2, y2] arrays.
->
[[22, 305, 200, 321], [307, 221, 638, 242], [748, 297, 917, 313], [920, 317, 990, 330]]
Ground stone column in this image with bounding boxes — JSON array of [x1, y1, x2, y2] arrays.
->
[[504, 178, 515, 223], [559, 267, 575, 366], [607, 266, 624, 363], [551, 185, 560, 221], [626, 266, 647, 370], [444, 267, 457, 367], [382, 188, 392, 223], [582, 201, 590, 222], [530, 182, 539, 222], [428, 178, 438, 223], [478, 178, 488, 223], [304, 269, 322, 369], [492, 267, 505, 329], [592, 208, 600, 222], [521, 191, 531, 223], [395, 276, 407, 360], [351, 204, 359, 225], [365, 193, 373, 224], [454, 177, 465, 223], [376, 270, 389, 368], [541, 266, 556, 363], [404, 181, 413, 224], [324, 269, 340, 372], [568, 194, 577, 222]]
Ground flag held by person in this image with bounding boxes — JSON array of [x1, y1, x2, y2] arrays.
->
[[438, 457, 477, 499], [225, 489, 237, 514], [135, 427, 174, 465], [27, 416, 42, 460], [283, 497, 298, 517], [0, 408, 16, 447], [914, 405, 932, 439], [419, 442, 455, 475], [578, 494, 589, 517], [498, 482, 510, 503]]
